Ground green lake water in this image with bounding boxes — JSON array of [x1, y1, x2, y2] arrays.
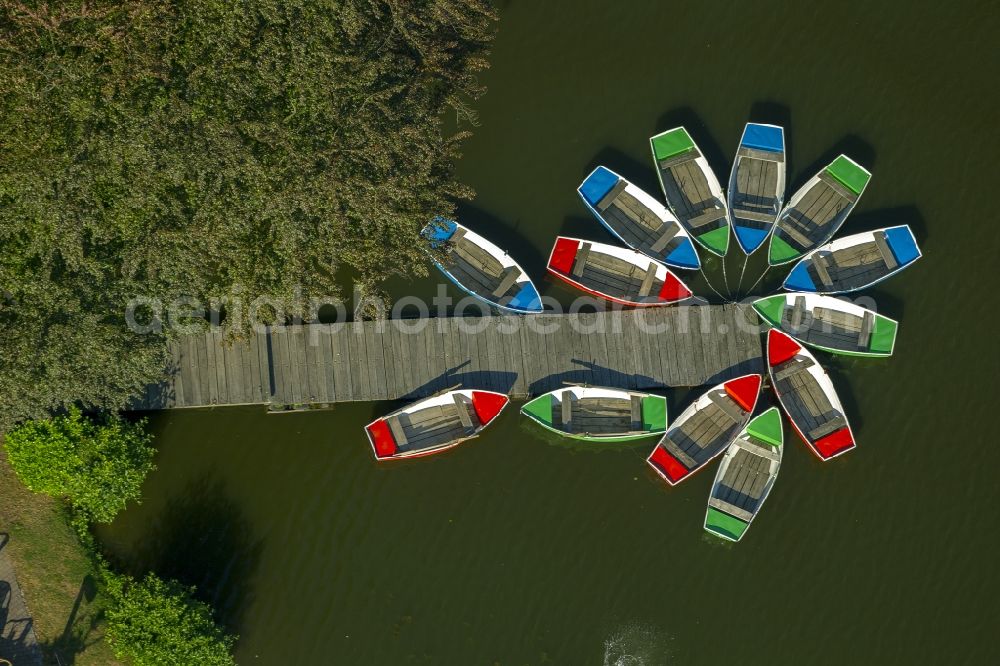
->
[[99, 1, 1000, 663]]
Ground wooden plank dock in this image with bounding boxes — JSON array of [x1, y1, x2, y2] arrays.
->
[[135, 304, 764, 410]]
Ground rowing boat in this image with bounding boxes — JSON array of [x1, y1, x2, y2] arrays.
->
[[577, 166, 700, 270], [365, 389, 509, 461], [768, 155, 871, 265], [704, 407, 784, 542], [646, 374, 762, 485], [423, 219, 543, 313], [649, 127, 731, 256], [766, 329, 855, 460], [728, 123, 786, 254], [547, 236, 692, 306], [753, 293, 898, 357], [521, 386, 668, 442], [782, 225, 922, 294]]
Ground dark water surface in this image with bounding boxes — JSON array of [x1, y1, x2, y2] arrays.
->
[[100, 2, 999, 663]]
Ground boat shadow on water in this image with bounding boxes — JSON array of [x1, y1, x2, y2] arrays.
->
[[654, 106, 730, 176], [105, 473, 265, 636]]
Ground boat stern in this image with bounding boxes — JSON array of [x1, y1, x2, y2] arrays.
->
[[505, 282, 544, 313], [782, 259, 817, 292], [734, 225, 771, 255], [521, 393, 554, 427], [752, 295, 786, 329], [723, 375, 762, 413], [704, 507, 749, 541], [578, 166, 621, 208], [647, 445, 691, 485], [813, 426, 855, 460], [641, 395, 669, 434], [422, 218, 458, 248], [767, 329, 802, 367], [664, 236, 701, 270], [658, 271, 693, 303], [365, 419, 398, 461], [471, 391, 509, 427], [882, 225, 922, 267], [825, 155, 872, 197]]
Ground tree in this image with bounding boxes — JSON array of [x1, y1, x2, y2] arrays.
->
[[4, 408, 156, 523], [0, 0, 497, 427], [103, 570, 236, 666]]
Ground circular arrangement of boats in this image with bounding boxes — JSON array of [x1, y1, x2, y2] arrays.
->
[[367, 121, 922, 543]]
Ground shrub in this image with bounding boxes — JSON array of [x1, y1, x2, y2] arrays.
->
[[4, 408, 156, 523], [104, 570, 236, 666]]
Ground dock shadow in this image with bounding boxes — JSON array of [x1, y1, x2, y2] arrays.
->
[[527, 359, 660, 395], [109, 474, 264, 635], [384, 361, 519, 405]]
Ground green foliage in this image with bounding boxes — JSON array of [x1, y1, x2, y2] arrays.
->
[[103, 569, 236, 666], [0, 0, 497, 426], [4, 407, 156, 523]]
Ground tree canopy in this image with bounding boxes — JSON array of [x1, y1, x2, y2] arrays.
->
[[0, 0, 496, 427]]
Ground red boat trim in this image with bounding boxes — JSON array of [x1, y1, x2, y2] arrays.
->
[[813, 427, 855, 459], [768, 329, 802, 367], [547, 269, 668, 307], [647, 446, 690, 484], [366, 420, 397, 459], [471, 391, 508, 425], [548, 237, 579, 274], [723, 375, 761, 412], [657, 271, 692, 301]]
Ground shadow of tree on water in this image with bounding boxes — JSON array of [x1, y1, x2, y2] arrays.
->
[[108, 474, 264, 635]]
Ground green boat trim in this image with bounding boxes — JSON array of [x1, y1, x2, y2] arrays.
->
[[745, 408, 783, 447], [825, 155, 871, 195], [696, 225, 730, 256], [650, 127, 695, 161], [520, 390, 668, 443], [752, 295, 898, 358], [704, 507, 749, 541], [768, 233, 802, 264]]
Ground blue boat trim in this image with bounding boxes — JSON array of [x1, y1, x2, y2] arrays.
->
[[665, 238, 700, 269], [578, 166, 620, 207], [423, 218, 457, 247], [741, 124, 784, 153], [783, 261, 816, 292], [883, 225, 921, 266], [507, 282, 543, 312], [734, 225, 770, 254], [434, 263, 543, 314]]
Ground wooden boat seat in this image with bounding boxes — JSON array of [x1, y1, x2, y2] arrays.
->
[[649, 224, 679, 253], [808, 415, 847, 441], [595, 180, 628, 211], [491, 265, 520, 297], [661, 434, 698, 468], [739, 439, 781, 463], [790, 295, 806, 330], [858, 311, 875, 348], [561, 393, 573, 427], [733, 208, 774, 223], [708, 496, 755, 522], [737, 146, 784, 163], [687, 206, 726, 229], [386, 415, 409, 446], [707, 390, 744, 423], [637, 263, 658, 297], [874, 231, 898, 270], [630, 394, 643, 427], [780, 222, 813, 249], [774, 357, 815, 382], [453, 394, 474, 430], [817, 170, 860, 203], [812, 254, 834, 287], [657, 147, 701, 171], [813, 307, 862, 332], [572, 242, 591, 277]]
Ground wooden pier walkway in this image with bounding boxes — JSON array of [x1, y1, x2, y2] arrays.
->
[[135, 304, 764, 410]]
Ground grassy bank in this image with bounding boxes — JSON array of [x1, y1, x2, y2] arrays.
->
[[0, 446, 122, 666]]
